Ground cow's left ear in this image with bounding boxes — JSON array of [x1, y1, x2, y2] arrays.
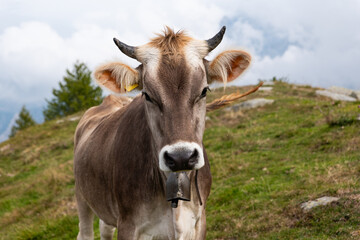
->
[[207, 50, 251, 84], [94, 62, 142, 93]]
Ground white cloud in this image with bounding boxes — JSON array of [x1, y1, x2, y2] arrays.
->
[[217, 0, 360, 89], [0, 21, 121, 103]]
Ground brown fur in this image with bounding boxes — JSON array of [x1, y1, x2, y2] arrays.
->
[[149, 26, 193, 61]]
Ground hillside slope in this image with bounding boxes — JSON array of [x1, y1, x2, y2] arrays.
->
[[1, 81, 359, 239]]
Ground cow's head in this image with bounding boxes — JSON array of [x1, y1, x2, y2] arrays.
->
[[94, 26, 251, 172]]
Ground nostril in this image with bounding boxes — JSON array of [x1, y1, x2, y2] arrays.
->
[[190, 149, 198, 159], [188, 149, 199, 166], [164, 151, 175, 167]]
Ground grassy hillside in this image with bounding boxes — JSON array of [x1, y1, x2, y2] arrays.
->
[[1, 81, 359, 239]]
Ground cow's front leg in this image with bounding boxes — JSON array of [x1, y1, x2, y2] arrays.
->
[[117, 218, 135, 240], [194, 208, 207, 240], [76, 192, 94, 240], [100, 219, 115, 240]]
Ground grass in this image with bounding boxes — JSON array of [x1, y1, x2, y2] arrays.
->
[[0, 81, 360, 239]]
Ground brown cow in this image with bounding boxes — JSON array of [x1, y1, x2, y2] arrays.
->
[[74, 26, 251, 240]]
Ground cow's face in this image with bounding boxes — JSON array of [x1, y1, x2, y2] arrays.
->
[[94, 26, 251, 172]]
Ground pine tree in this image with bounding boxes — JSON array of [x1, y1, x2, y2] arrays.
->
[[9, 106, 36, 137], [43, 61, 103, 121]]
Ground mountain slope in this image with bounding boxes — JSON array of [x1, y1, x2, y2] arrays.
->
[[0, 81, 359, 239]]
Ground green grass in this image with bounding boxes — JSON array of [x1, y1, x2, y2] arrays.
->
[[1, 81, 360, 239]]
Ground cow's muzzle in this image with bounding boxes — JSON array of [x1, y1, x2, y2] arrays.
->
[[159, 142, 204, 172]]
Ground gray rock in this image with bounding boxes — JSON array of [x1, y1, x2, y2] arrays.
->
[[300, 196, 340, 212], [328, 86, 354, 96], [227, 98, 274, 112], [68, 116, 81, 121], [316, 90, 356, 102], [258, 87, 273, 92], [56, 116, 81, 124], [350, 90, 360, 100], [328, 86, 360, 100]]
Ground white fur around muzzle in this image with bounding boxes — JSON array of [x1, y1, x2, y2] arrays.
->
[[158, 141, 204, 172]]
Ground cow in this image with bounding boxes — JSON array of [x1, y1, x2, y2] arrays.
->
[[74, 26, 251, 240]]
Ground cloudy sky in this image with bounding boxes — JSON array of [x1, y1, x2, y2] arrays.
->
[[1, 0, 360, 112]]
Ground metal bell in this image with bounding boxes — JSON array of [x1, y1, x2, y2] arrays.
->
[[166, 172, 191, 208]]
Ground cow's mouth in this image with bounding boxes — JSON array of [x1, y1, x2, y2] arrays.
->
[[166, 172, 191, 208]]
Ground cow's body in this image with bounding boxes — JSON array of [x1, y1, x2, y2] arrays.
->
[[74, 95, 211, 239], [74, 26, 251, 239]]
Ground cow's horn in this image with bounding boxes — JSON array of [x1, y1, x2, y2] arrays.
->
[[113, 38, 137, 59], [206, 26, 226, 52]]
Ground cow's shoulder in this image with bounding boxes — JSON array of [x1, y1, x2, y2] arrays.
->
[[74, 94, 133, 148]]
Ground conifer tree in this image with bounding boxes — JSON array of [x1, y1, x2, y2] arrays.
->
[[9, 106, 36, 137], [43, 61, 103, 121]]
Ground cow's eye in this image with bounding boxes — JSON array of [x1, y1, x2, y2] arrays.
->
[[142, 92, 153, 103], [200, 86, 210, 98]]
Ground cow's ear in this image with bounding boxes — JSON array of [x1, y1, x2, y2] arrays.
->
[[207, 50, 251, 84], [94, 62, 141, 93]]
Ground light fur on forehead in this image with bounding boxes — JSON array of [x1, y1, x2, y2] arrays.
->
[[136, 45, 161, 65], [94, 62, 139, 93], [184, 40, 209, 68], [136, 45, 161, 79]]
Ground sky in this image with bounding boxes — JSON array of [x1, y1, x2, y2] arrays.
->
[[0, 0, 360, 116]]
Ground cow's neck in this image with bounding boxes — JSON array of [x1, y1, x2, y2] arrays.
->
[[110, 96, 166, 213]]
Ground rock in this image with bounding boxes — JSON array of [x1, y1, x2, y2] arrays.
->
[[300, 196, 340, 212], [68, 116, 81, 121], [328, 86, 360, 100], [258, 87, 273, 92], [56, 116, 81, 124], [328, 86, 354, 96], [350, 90, 360, 100], [316, 90, 356, 102], [227, 98, 274, 112]]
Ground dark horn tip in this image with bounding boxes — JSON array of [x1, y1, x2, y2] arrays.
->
[[220, 26, 226, 33], [207, 26, 227, 52], [112, 37, 137, 60], [113, 37, 121, 49]]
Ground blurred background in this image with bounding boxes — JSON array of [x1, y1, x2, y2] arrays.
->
[[1, 0, 359, 140]]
